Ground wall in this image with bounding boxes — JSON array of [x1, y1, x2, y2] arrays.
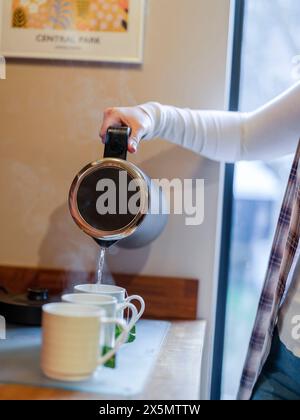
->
[[0, 0, 232, 398]]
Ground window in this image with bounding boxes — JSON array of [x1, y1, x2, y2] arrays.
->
[[221, 0, 300, 400]]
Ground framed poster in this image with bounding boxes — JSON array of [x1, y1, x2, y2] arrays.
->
[[0, 0, 145, 63]]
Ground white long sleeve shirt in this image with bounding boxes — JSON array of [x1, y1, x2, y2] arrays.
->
[[140, 81, 300, 358], [140, 81, 300, 163]]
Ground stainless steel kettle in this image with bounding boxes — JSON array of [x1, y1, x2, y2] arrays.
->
[[69, 127, 168, 249]]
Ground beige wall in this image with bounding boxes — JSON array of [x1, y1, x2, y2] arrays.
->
[[0, 0, 232, 398]]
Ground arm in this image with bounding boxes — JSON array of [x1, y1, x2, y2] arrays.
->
[[100, 81, 300, 162]]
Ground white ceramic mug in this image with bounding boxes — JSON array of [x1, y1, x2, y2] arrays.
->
[[74, 284, 145, 322], [61, 293, 138, 350], [41, 303, 128, 381]]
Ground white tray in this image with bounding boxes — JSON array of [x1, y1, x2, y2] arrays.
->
[[0, 320, 170, 398]]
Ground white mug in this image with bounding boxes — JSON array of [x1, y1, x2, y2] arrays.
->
[[74, 284, 145, 322], [61, 293, 138, 351], [41, 303, 128, 381]]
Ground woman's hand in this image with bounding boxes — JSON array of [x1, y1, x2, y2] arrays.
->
[[100, 106, 152, 153]]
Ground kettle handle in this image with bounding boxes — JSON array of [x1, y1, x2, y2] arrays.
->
[[104, 127, 131, 161]]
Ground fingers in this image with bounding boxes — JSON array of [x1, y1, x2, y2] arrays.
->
[[100, 108, 122, 143], [100, 107, 148, 154], [128, 128, 144, 153], [128, 138, 138, 153]]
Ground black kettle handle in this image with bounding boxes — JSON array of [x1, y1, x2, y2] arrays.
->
[[104, 127, 131, 161]]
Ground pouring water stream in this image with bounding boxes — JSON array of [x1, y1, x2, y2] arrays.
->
[[96, 247, 106, 284]]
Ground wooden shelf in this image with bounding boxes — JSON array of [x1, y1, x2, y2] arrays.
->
[[0, 266, 199, 321]]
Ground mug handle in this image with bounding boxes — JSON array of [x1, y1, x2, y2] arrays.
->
[[125, 295, 145, 322], [97, 318, 128, 366], [117, 302, 138, 331]]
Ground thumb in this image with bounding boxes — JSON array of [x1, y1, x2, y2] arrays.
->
[[128, 128, 144, 154]]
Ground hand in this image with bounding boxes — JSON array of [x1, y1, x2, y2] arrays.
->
[[100, 106, 152, 153]]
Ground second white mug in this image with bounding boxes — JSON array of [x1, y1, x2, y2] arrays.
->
[[74, 284, 145, 323], [61, 293, 138, 354]]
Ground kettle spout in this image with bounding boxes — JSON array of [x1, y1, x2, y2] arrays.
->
[[93, 238, 118, 249]]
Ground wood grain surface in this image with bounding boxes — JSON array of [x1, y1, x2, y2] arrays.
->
[[0, 266, 199, 320]]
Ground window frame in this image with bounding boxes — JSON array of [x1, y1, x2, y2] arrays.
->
[[210, 0, 245, 401]]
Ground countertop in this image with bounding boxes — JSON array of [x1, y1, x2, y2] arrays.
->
[[0, 321, 206, 400]]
